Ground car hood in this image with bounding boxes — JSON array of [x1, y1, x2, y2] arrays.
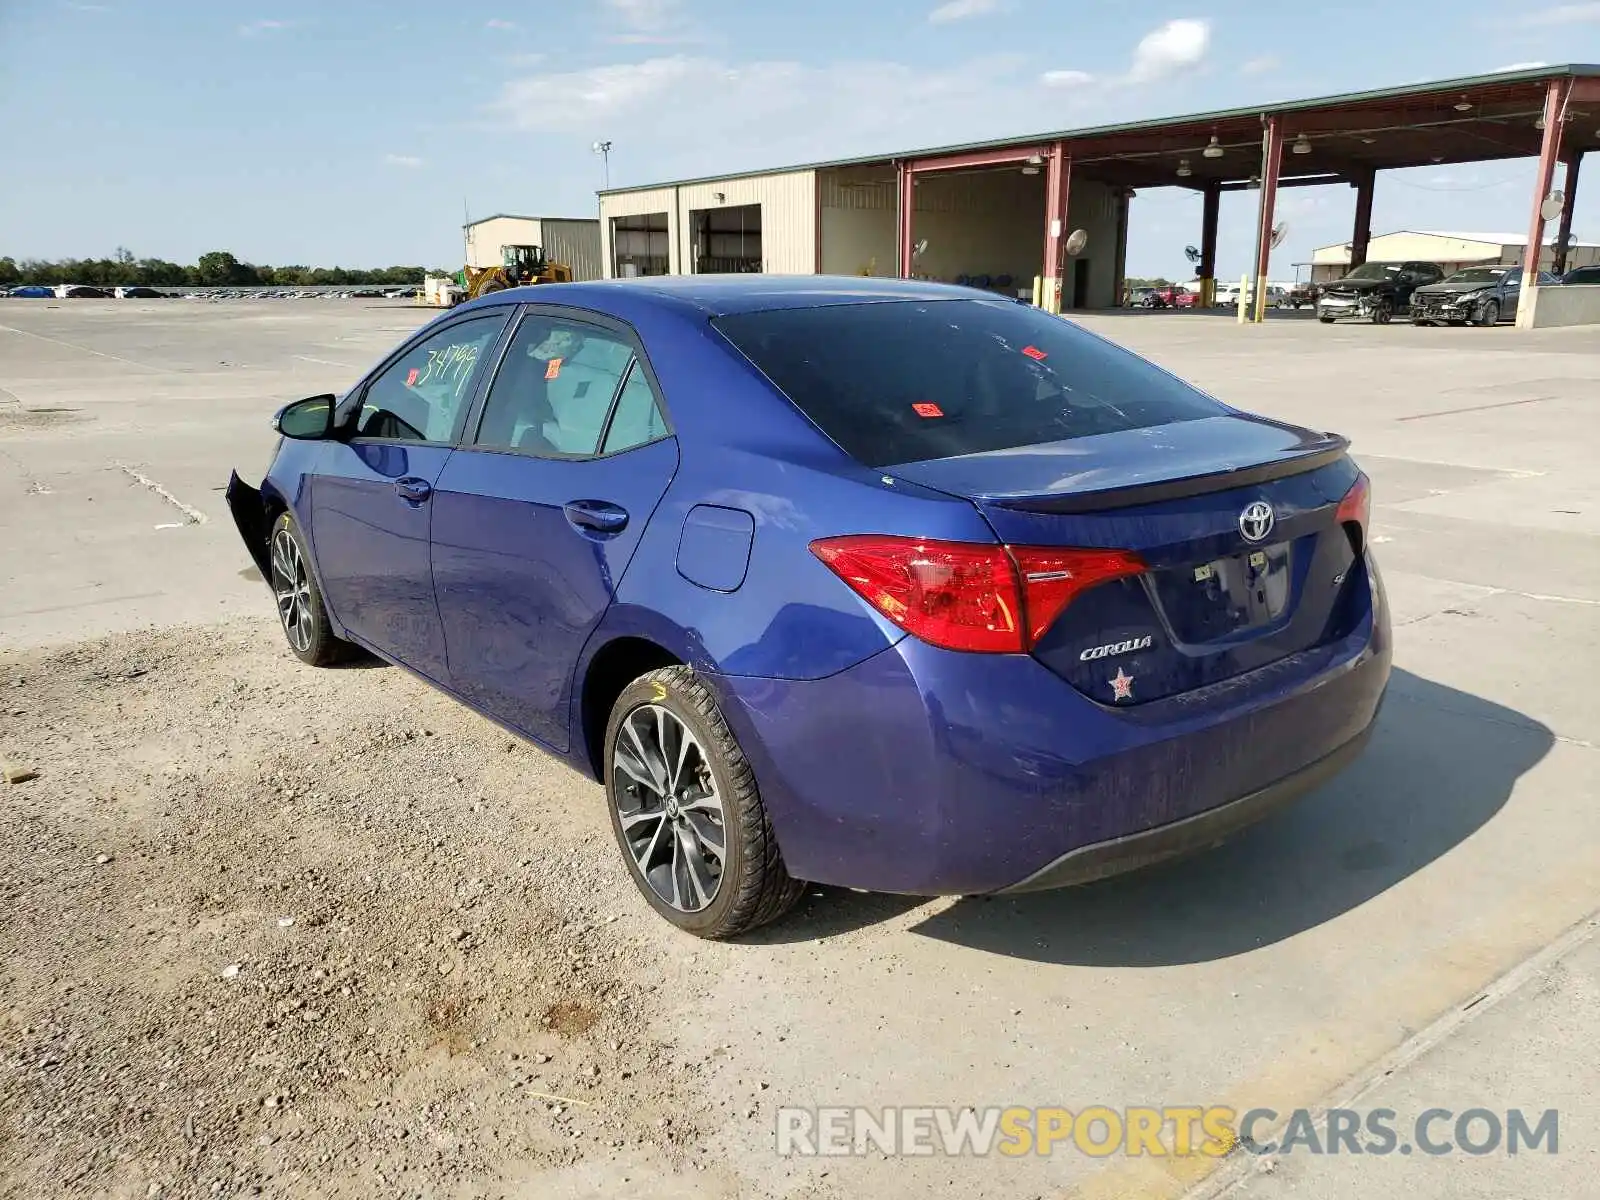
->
[[1414, 280, 1496, 295], [1321, 278, 1390, 294]]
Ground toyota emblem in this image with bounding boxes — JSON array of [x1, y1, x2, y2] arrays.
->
[[1239, 500, 1275, 543]]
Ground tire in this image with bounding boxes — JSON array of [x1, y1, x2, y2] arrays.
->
[[1477, 299, 1500, 327], [604, 665, 804, 938], [1371, 302, 1392, 325], [1318, 316, 1335, 324], [480, 277, 507, 294], [268, 512, 355, 667]]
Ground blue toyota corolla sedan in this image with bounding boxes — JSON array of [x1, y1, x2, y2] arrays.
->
[[226, 276, 1390, 938]]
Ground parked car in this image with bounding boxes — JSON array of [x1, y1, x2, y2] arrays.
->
[[1560, 264, 1600, 285], [226, 277, 1389, 938], [8, 285, 53, 298], [116, 286, 168, 299], [60, 284, 112, 299], [1410, 267, 1556, 326], [1316, 261, 1444, 324], [1285, 282, 1318, 309]]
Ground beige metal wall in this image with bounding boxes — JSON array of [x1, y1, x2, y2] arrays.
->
[[539, 219, 603, 282], [1061, 179, 1121, 308], [906, 169, 1045, 296], [675, 171, 817, 274], [464, 217, 542, 268], [599, 187, 681, 277], [818, 167, 897, 275], [600, 172, 818, 276]]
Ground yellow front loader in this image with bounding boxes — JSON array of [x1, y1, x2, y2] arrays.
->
[[460, 244, 573, 302]]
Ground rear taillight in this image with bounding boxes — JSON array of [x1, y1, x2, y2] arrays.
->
[[809, 535, 1145, 654], [1336, 473, 1371, 548]]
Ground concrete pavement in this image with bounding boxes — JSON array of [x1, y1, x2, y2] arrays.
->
[[1, 299, 1597, 1198]]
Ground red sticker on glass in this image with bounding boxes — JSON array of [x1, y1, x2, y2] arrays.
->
[[1021, 345, 1048, 361], [405, 368, 419, 386], [912, 402, 944, 418], [545, 356, 563, 380]]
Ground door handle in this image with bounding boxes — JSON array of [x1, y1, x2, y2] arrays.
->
[[563, 499, 629, 534], [395, 476, 432, 503]]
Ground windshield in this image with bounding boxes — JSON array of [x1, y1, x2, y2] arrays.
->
[[1444, 268, 1507, 284], [1343, 262, 1402, 281], [714, 299, 1226, 468]]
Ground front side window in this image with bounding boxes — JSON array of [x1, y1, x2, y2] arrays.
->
[[356, 316, 505, 443], [475, 315, 636, 456], [715, 298, 1226, 468]]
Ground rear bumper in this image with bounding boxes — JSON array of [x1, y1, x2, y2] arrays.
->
[[998, 718, 1375, 892], [711, 559, 1390, 896]]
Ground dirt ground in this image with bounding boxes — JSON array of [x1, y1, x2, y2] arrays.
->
[[0, 618, 779, 1200]]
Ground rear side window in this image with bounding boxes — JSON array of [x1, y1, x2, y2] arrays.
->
[[713, 299, 1226, 468]]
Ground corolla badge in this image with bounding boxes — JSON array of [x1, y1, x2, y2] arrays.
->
[[1239, 500, 1275, 543]]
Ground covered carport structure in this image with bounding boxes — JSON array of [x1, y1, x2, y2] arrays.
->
[[891, 64, 1600, 321]]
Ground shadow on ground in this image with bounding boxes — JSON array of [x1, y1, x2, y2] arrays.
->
[[762, 669, 1551, 962]]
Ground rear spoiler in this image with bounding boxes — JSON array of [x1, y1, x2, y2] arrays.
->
[[987, 436, 1350, 515]]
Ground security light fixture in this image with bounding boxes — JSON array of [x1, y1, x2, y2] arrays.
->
[[1292, 134, 1312, 155], [1176, 158, 1193, 177], [1202, 136, 1224, 159], [1454, 98, 1473, 112], [1535, 114, 1546, 130]]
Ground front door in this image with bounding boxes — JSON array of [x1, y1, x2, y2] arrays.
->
[[431, 310, 678, 751], [311, 312, 508, 680]]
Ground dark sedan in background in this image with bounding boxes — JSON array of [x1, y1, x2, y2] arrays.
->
[[1317, 261, 1445, 324], [1411, 266, 1557, 326]]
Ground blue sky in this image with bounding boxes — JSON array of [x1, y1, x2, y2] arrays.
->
[[2, 0, 1598, 278]]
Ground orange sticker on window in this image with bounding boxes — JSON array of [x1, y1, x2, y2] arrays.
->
[[544, 357, 563, 380], [405, 368, 419, 386], [912, 402, 944, 418], [1021, 345, 1047, 361]]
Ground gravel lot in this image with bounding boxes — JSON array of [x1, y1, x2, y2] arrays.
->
[[2, 300, 1598, 1200]]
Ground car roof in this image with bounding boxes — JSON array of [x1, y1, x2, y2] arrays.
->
[[454, 274, 1002, 319]]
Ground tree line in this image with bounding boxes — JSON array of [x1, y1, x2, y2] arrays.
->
[[0, 249, 443, 289]]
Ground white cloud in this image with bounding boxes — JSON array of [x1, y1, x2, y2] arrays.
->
[[929, 0, 1000, 23], [1518, 2, 1600, 23], [1128, 18, 1210, 83], [1241, 54, 1280, 75], [238, 18, 289, 36], [1041, 69, 1093, 88], [492, 52, 1096, 176], [384, 154, 425, 169], [1492, 60, 1549, 70], [485, 17, 517, 30]]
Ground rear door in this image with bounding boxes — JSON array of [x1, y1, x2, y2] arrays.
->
[[430, 307, 677, 752], [311, 311, 509, 679]]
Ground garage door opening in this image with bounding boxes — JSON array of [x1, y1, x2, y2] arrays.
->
[[611, 213, 670, 277], [690, 203, 763, 273]]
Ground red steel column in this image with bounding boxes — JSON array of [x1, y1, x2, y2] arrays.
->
[[1554, 152, 1583, 275], [1040, 142, 1070, 311], [897, 160, 915, 278], [1350, 168, 1375, 270], [1523, 78, 1569, 283], [1252, 115, 1285, 322], [1198, 182, 1220, 305]]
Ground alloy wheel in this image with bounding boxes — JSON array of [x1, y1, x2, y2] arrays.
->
[[270, 528, 313, 654], [612, 703, 726, 913]]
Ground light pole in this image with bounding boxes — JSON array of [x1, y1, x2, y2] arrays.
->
[[592, 140, 613, 190]]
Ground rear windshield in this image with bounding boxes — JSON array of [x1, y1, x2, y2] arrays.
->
[[713, 299, 1226, 468]]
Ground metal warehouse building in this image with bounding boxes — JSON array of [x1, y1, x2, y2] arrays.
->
[[596, 64, 1600, 324], [462, 213, 604, 281], [1308, 230, 1600, 283]]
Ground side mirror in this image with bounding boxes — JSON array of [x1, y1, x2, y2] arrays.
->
[[272, 394, 336, 440]]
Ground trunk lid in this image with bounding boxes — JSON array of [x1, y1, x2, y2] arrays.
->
[[885, 417, 1370, 706]]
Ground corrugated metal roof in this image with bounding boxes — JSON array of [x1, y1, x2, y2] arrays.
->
[[1313, 230, 1599, 251], [598, 63, 1600, 196], [463, 213, 600, 229]]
